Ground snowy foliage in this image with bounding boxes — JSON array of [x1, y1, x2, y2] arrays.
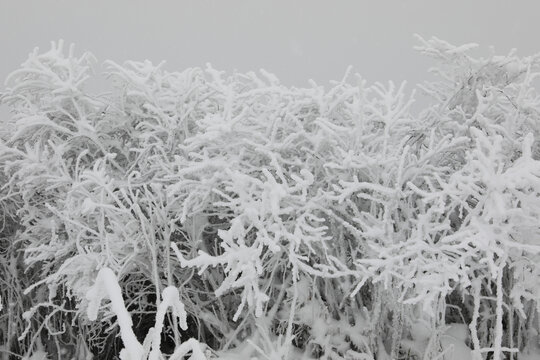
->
[[1, 37, 540, 359]]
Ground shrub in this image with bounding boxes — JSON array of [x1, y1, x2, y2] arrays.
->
[[1, 37, 540, 360]]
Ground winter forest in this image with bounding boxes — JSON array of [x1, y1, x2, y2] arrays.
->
[[1, 36, 540, 360]]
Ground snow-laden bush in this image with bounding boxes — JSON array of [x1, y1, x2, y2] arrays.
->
[[1, 37, 540, 360]]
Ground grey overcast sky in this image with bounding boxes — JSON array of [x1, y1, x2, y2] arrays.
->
[[1, 1, 540, 89]]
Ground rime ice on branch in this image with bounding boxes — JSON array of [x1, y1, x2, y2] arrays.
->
[[2, 37, 540, 360]]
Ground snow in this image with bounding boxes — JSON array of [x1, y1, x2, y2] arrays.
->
[[23, 350, 49, 360], [86, 268, 145, 360], [148, 286, 188, 360], [3, 36, 540, 360], [440, 324, 473, 360], [445, 43, 479, 54], [86, 268, 207, 360]]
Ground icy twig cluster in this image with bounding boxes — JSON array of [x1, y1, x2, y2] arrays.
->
[[86, 268, 205, 360], [1, 37, 540, 359]]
